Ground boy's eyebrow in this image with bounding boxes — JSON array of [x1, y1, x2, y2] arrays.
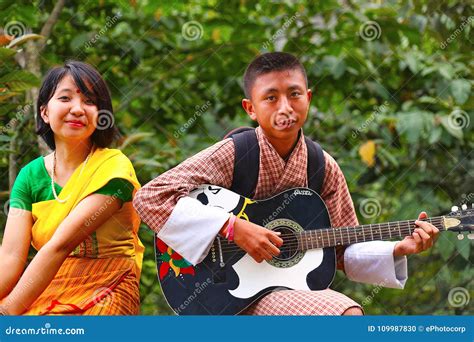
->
[[261, 87, 278, 94], [288, 84, 304, 90]]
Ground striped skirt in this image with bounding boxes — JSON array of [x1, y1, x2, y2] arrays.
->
[[23, 256, 140, 315], [242, 289, 361, 315]]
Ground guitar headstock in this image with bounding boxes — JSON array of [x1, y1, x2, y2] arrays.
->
[[445, 204, 474, 240]]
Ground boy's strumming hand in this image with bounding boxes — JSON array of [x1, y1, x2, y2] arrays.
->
[[233, 218, 283, 263], [393, 211, 440, 257]]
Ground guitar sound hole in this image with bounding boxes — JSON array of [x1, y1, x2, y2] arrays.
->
[[272, 226, 299, 261]]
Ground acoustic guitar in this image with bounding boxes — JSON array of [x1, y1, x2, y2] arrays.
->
[[155, 185, 473, 315]]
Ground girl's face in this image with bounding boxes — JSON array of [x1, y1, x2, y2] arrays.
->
[[40, 74, 98, 146]]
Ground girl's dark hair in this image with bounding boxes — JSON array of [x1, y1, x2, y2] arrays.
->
[[243, 52, 308, 98], [36, 61, 119, 150]]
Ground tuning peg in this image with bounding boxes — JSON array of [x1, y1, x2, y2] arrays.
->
[[457, 234, 464, 240], [451, 206, 459, 212], [461, 204, 467, 210], [468, 234, 474, 240]]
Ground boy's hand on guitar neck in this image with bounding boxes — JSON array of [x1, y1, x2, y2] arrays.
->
[[232, 218, 283, 263], [393, 211, 440, 257]]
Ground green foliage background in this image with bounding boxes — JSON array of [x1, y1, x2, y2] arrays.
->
[[0, 0, 472, 315]]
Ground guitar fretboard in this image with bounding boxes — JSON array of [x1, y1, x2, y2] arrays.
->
[[297, 217, 445, 250]]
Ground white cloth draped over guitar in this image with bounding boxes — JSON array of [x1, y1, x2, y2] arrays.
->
[[134, 126, 407, 289]]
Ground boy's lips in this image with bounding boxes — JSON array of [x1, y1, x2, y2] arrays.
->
[[273, 114, 296, 130]]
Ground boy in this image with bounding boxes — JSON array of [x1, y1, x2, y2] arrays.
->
[[133, 52, 439, 315]]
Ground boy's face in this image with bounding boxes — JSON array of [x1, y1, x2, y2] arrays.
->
[[242, 68, 312, 141]]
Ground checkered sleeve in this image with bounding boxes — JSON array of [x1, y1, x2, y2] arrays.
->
[[133, 139, 235, 233], [320, 151, 358, 272], [320, 151, 359, 228]]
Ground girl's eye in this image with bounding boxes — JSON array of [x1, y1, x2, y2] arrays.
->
[[58, 96, 70, 101], [85, 99, 95, 105]]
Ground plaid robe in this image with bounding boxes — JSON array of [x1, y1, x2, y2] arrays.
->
[[134, 127, 391, 315]]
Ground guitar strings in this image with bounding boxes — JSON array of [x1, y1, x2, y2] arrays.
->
[[214, 217, 445, 254]]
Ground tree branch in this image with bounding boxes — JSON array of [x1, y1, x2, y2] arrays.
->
[[38, 0, 66, 52]]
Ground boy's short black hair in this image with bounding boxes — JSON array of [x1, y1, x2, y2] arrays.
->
[[243, 52, 308, 98], [36, 60, 119, 150]]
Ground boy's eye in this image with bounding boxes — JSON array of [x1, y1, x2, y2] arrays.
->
[[291, 91, 301, 97], [266, 95, 276, 101]]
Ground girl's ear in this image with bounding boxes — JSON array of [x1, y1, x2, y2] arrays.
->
[[40, 105, 49, 124], [242, 98, 257, 121]]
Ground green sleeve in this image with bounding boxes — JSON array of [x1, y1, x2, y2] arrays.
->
[[94, 178, 134, 202], [10, 167, 33, 211]]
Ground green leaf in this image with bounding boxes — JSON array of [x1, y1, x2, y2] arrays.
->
[[450, 79, 471, 105], [440, 115, 463, 140], [437, 235, 456, 261], [0, 47, 16, 60]]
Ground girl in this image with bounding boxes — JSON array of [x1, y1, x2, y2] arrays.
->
[[0, 61, 144, 315]]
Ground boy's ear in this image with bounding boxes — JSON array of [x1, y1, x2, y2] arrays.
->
[[40, 106, 49, 124], [307, 88, 312, 102], [242, 98, 257, 121]]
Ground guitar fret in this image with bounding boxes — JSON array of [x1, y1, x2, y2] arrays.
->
[[339, 228, 343, 246], [397, 221, 401, 237], [362, 225, 366, 242], [370, 224, 374, 241], [378, 224, 382, 240], [388, 223, 392, 239]]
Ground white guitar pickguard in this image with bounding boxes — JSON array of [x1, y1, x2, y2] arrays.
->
[[229, 249, 324, 299]]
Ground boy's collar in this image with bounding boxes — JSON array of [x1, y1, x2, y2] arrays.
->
[[256, 126, 304, 163]]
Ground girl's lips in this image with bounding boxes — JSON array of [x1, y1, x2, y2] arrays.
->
[[66, 121, 85, 128]]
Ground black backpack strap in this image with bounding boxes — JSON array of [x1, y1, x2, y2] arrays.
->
[[229, 129, 260, 198], [305, 137, 326, 195]]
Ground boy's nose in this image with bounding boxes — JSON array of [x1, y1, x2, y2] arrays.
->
[[277, 96, 293, 114]]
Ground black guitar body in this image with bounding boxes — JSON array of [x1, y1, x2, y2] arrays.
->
[[155, 187, 334, 315]]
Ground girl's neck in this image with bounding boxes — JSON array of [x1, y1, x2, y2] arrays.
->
[[54, 140, 93, 171]]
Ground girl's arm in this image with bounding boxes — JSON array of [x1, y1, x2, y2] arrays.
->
[[0, 208, 33, 300], [0, 193, 122, 315]]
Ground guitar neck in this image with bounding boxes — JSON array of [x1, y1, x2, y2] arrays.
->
[[298, 216, 446, 250]]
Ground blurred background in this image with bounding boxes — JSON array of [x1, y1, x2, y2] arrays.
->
[[0, 0, 472, 315]]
